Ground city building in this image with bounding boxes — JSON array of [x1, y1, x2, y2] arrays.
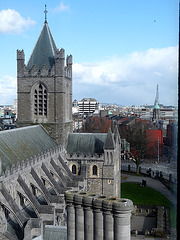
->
[[72, 113, 83, 132], [146, 128, 163, 159], [78, 98, 99, 116]]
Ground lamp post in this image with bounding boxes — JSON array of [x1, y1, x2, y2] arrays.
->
[[157, 138, 159, 163]]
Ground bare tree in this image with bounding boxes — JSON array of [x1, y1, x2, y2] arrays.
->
[[122, 122, 146, 174]]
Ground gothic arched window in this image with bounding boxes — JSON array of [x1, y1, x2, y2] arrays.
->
[[34, 84, 47, 116], [92, 165, 98, 176], [72, 164, 77, 175]]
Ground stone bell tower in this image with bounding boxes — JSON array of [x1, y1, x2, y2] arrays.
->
[[17, 6, 73, 145]]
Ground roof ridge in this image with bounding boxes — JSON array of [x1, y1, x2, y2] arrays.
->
[[46, 23, 55, 56], [0, 125, 41, 134]]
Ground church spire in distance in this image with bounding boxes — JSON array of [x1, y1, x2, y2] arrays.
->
[[154, 84, 159, 106], [44, 4, 48, 23]]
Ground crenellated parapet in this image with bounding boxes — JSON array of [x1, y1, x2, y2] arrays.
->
[[66, 152, 104, 161], [19, 63, 56, 77], [17, 54, 72, 78]]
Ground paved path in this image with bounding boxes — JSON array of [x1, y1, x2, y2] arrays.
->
[[122, 174, 177, 207], [131, 236, 176, 240]]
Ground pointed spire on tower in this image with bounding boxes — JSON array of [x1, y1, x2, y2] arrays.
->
[[154, 84, 159, 106], [44, 4, 48, 23], [113, 123, 121, 144], [104, 128, 115, 150], [27, 6, 57, 71]]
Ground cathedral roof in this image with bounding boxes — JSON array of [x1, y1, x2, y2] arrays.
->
[[67, 133, 108, 155], [0, 125, 57, 172], [27, 22, 57, 71], [44, 225, 67, 240]]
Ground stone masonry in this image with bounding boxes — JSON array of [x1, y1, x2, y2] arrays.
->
[[17, 22, 73, 146], [65, 190, 133, 240]]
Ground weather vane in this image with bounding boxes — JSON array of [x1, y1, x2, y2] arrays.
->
[[44, 4, 48, 23]]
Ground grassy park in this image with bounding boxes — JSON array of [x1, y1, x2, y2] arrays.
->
[[121, 182, 176, 228]]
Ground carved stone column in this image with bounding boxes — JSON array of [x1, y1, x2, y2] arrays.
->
[[82, 193, 96, 240], [102, 198, 114, 240], [65, 191, 77, 240], [112, 198, 133, 240], [93, 196, 107, 240], [74, 192, 87, 240]]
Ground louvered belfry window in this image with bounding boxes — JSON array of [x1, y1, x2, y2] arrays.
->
[[34, 84, 47, 116]]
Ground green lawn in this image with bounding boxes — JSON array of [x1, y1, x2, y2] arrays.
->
[[121, 182, 176, 228]]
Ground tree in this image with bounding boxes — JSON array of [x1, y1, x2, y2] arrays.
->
[[119, 122, 146, 174], [83, 117, 112, 133]]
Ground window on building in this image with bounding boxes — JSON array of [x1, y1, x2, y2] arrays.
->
[[72, 164, 77, 174], [34, 83, 47, 116], [92, 165, 98, 176]]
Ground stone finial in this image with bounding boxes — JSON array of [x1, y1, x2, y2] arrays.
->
[[17, 50, 25, 60], [67, 55, 73, 66], [55, 48, 65, 59], [113, 124, 121, 144], [44, 4, 48, 24]]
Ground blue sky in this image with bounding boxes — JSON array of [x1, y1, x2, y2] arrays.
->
[[0, 0, 179, 106]]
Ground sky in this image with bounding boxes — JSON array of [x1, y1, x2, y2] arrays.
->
[[0, 0, 179, 106]]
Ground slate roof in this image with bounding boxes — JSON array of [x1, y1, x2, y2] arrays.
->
[[120, 116, 136, 125], [27, 22, 57, 71], [66, 133, 108, 155], [43, 225, 67, 240], [0, 125, 58, 171]]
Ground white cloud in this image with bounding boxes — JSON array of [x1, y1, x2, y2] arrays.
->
[[73, 46, 178, 105], [54, 2, 69, 12], [0, 47, 178, 106], [0, 9, 36, 34], [0, 76, 17, 104]]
